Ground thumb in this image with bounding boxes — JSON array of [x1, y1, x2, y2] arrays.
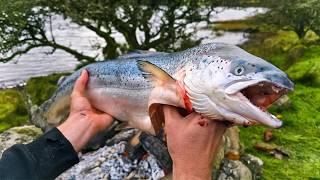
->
[[72, 69, 89, 97], [163, 105, 182, 126]]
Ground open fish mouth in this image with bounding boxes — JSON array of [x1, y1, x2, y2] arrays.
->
[[240, 82, 288, 112], [238, 81, 290, 127]]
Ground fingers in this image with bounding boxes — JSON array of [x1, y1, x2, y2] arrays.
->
[[72, 69, 89, 97], [163, 105, 182, 126]]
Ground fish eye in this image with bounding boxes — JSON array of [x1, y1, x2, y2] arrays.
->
[[234, 66, 245, 76]]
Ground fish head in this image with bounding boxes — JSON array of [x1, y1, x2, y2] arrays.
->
[[183, 44, 294, 128]]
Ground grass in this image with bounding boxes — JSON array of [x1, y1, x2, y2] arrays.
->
[[239, 84, 320, 179], [240, 29, 320, 179]]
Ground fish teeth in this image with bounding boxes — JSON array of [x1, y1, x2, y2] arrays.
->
[[271, 85, 281, 93]]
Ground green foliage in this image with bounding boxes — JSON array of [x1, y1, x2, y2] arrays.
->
[[242, 30, 300, 69], [26, 74, 67, 105], [0, 89, 28, 132], [0, 73, 66, 132], [258, 0, 320, 38], [0, 0, 233, 62], [287, 58, 320, 86]]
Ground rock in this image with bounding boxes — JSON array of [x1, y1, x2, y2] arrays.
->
[[139, 132, 172, 173], [213, 127, 241, 176], [224, 127, 241, 160], [57, 141, 165, 180], [0, 124, 264, 180], [254, 142, 277, 152], [240, 154, 263, 180], [269, 149, 290, 160], [254, 142, 289, 160], [0, 125, 42, 156], [217, 158, 252, 180], [263, 129, 273, 142]]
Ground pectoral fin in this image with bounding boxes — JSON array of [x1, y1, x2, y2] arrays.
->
[[137, 60, 193, 134], [149, 104, 165, 135]]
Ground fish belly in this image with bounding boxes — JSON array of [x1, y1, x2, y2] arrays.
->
[[86, 86, 155, 133]]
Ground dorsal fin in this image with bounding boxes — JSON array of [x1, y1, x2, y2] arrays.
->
[[119, 50, 167, 59], [137, 60, 175, 86]]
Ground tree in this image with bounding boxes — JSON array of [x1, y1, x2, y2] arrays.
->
[[0, 0, 95, 63], [0, 0, 233, 63], [259, 0, 320, 38]]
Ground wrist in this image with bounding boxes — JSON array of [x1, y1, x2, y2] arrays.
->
[[57, 113, 97, 152], [173, 163, 212, 180]]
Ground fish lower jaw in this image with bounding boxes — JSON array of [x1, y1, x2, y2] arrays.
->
[[235, 92, 282, 128]]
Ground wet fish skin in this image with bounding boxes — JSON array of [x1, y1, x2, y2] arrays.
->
[[34, 51, 183, 133], [32, 43, 294, 134]]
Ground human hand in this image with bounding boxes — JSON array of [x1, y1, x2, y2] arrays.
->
[[58, 70, 113, 152], [68, 69, 113, 132], [163, 105, 227, 180]]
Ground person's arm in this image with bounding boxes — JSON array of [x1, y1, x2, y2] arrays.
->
[[0, 70, 113, 180], [163, 105, 227, 180]]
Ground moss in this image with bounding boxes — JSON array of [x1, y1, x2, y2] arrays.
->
[[303, 30, 320, 44], [286, 58, 320, 86], [241, 30, 300, 69], [239, 84, 320, 179], [212, 19, 258, 32], [0, 73, 69, 132], [13, 126, 42, 138], [0, 89, 28, 132], [26, 73, 69, 105]]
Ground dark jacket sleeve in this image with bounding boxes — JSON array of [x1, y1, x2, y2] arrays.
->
[[0, 127, 79, 180]]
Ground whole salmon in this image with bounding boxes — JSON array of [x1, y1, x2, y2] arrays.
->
[[32, 43, 294, 134]]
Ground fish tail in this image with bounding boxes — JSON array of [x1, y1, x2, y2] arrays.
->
[[30, 99, 51, 132]]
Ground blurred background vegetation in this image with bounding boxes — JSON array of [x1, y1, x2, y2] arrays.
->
[[0, 0, 319, 179]]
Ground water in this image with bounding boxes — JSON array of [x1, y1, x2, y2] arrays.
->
[[0, 7, 266, 89]]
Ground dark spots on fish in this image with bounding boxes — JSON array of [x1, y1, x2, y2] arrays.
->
[[227, 74, 231, 77], [223, 97, 226, 100], [260, 67, 264, 71], [251, 64, 255, 67], [220, 60, 223, 63]]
